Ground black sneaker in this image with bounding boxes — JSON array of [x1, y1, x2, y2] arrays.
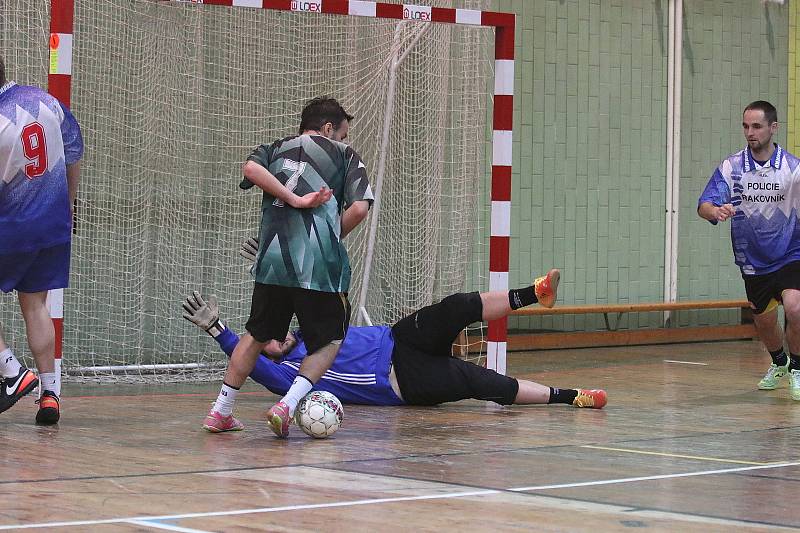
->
[[0, 368, 39, 415], [35, 390, 60, 425]]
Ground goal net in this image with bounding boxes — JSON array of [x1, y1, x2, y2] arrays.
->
[[0, 0, 499, 382]]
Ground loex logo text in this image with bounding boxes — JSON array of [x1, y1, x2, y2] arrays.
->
[[403, 6, 432, 21], [292, 0, 322, 12]]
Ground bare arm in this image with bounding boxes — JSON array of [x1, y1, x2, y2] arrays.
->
[[341, 200, 370, 238], [698, 201, 735, 223], [242, 161, 331, 209], [67, 161, 80, 206]]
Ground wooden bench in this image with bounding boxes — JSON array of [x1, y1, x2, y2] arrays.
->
[[505, 300, 756, 350]]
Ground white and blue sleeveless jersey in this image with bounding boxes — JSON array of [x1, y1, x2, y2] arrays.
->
[[248, 325, 404, 406], [699, 144, 800, 275], [0, 82, 84, 254]]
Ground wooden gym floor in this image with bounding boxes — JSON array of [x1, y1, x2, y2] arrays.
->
[[1, 340, 799, 532]]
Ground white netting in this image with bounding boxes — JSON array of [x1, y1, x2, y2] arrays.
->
[[0, 0, 493, 381]]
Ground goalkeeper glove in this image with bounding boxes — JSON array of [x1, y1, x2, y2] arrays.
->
[[182, 291, 225, 337], [239, 236, 260, 264]]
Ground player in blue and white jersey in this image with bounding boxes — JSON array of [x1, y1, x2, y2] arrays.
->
[[183, 273, 607, 434], [698, 100, 800, 399], [0, 56, 84, 424]]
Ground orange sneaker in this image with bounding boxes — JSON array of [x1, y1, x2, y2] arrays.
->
[[533, 269, 560, 308], [35, 390, 60, 425], [573, 389, 607, 409], [0, 368, 39, 415]]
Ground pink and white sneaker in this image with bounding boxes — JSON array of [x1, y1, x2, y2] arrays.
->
[[202, 409, 244, 433], [266, 401, 291, 438]]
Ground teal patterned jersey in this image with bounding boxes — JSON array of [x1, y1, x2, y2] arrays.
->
[[246, 134, 373, 292]]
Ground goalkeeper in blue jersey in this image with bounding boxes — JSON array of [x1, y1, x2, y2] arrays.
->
[[184, 271, 606, 434]]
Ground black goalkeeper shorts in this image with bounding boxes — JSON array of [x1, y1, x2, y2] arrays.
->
[[391, 292, 519, 406]]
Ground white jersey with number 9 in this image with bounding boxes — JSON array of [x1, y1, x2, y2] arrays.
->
[[0, 82, 83, 255]]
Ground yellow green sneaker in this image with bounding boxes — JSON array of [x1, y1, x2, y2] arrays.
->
[[758, 361, 789, 390], [790, 370, 800, 401]]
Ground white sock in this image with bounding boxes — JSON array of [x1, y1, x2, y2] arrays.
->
[[281, 375, 313, 416], [0, 349, 22, 379], [212, 383, 239, 416], [39, 373, 57, 395]]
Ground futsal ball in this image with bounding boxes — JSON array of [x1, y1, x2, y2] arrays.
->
[[294, 390, 344, 439]]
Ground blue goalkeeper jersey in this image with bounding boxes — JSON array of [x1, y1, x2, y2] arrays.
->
[[699, 144, 800, 276], [216, 325, 404, 406]]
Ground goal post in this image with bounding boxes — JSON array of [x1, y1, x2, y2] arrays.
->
[[30, 0, 516, 380], [47, 0, 76, 380]]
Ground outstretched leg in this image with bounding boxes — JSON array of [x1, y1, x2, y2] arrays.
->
[[481, 268, 561, 321], [392, 347, 606, 409], [391, 269, 562, 358], [514, 379, 606, 408]]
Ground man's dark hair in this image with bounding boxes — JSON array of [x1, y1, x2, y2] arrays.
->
[[744, 100, 778, 124], [0, 56, 5, 86], [299, 96, 353, 134]]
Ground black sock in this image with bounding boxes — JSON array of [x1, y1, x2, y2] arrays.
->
[[769, 348, 788, 367], [548, 387, 578, 405], [790, 353, 800, 371], [508, 286, 537, 310]]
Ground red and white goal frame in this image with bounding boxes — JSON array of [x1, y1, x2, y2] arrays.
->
[[46, 0, 516, 374]]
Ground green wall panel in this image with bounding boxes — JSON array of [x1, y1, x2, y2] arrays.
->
[[495, 0, 791, 335], [497, 0, 668, 332], [677, 0, 789, 326]]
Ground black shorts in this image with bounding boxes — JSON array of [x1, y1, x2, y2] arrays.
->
[[245, 283, 350, 354], [743, 261, 800, 315], [391, 292, 519, 406]]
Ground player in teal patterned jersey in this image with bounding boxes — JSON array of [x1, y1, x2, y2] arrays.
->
[[244, 132, 371, 291], [205, 97, 373, 437]]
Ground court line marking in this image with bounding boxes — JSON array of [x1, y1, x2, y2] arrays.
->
[[663, 360, 708, 365], [0, 461, 799, 530], [580, 445, 771, 465], [126, 520, 212, 533], [516, 492, 790, 530], [3, 424, 797, 487]]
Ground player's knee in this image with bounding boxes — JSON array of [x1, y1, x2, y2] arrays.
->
[[783, 299, 800, 322], [439, 292, 481, 319]]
